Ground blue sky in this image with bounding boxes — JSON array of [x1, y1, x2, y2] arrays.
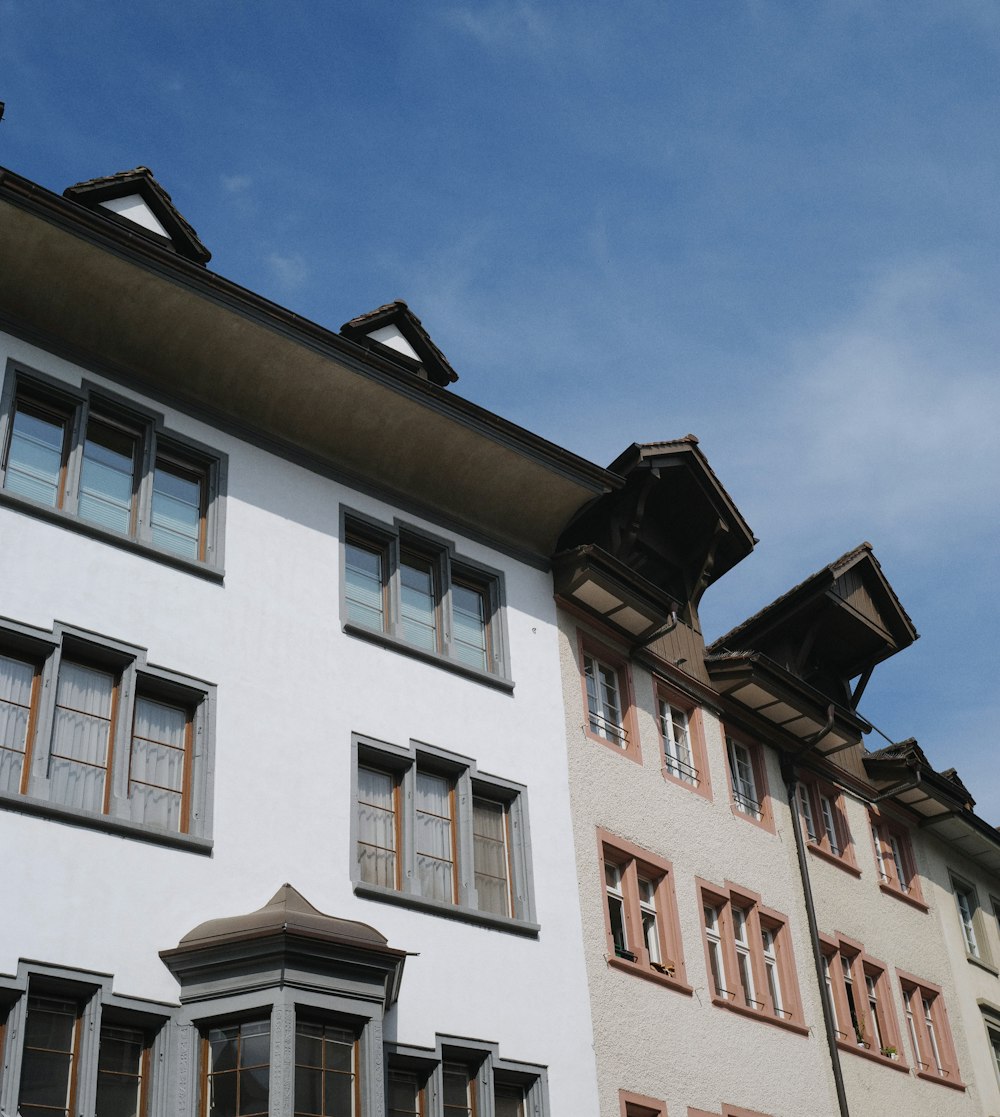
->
[[2, 1, 998, 818]]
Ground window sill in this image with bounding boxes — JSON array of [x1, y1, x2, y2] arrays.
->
[[353, 881, 539, 936], [606, 954, 693, 995], [807, 842, 861, 877], [915, 1070, 966, 1091], [965, 953, 999, 976], [836, 1039, 910, 1073], [710, 995, 808, 1036], [0, 788, 213, 853], [661, 766, 712, 801], [0, 489, 224, 582], [878, 881, 928, 912], [343, 622, 514, 692], [583, 726, 642, 764], [729, 802, 776, 835]]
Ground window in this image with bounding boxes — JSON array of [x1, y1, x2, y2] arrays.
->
[[618, 1090, 667, 1117], [202, 1018, 270, 1117], [984, 1010, 1000, 1088], [577, 634, 640, 762], [794, 773, 857, 873], [0, 617, 214, 848], [352, 737, 537, 932], [18, 994, 83, 1117], [869, 811, 925, 908], [898, 972, 965, 1088], [97, 1021, 151, 1117], [386, 1037, 548, 1117], [294, 1019, 358, 1116], [950, 873, 993, 966], [388, 1067, 426, 1117], [820, 936, 905, 1066], [724, 733, 773, 830], [0, 368, 224, 569], [697, 880, 804, 1032], [342, 512, 507, 681], [598, 829, 689, 992], [657, 686, 711, 798]]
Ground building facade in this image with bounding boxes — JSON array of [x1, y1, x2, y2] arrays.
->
[[554, 446, 1000, 1116], [0, 165, 608, 1117]]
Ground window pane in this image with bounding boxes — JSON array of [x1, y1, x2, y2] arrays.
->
[[400, 553, 438, 651], [495, 1085, 525, 1117], [6, 402, 68, 506], [415, 771, 455, 902], [97, 1023, 145, 1117], [357, 766, 397, 888], [388, 1070, 422, 1117], [79, 419, 137, 534], [452, 581, 488, 670], [443, 1064, 474, 1116], [129, 696, 188, 831], [473, 796, 511, 916], [294, 1021, 356, 1117], [0, 652, 34, 793], [19, 997, 78, 1116], [205, 1019, 269, 1117], [345, 540, 385, 631], [152, 460, 204, 559], [49, 661, 115, 813], [584, 655, 624, 743]]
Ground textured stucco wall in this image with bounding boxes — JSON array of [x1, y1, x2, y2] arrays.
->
[[0, 332, 601, 1116], [559, 607, 988, 1117]]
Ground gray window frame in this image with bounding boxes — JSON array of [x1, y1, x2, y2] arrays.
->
[[0, 960, 173, 1117], [0, 361, 228, 579], [340, 508, 512, 690], [385, 1034, 549, 1117], [351, 735, 538, 935], [0, 615, 215, 851]]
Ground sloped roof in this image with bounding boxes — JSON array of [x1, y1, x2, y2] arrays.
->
[[341, 299, 459, 386], [64, 166, 211, 264], [710, 542, 918, 655]]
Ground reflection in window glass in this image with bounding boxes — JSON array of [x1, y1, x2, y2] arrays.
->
[[49, 661, 116, 814], [400, 553, 438, 651], [5, 401, 68, 506], [415, 771, 455, 902], [472, 797, 511, 916], [452, 581, 488, 670], [79, 420, 137, 534], [97, 1023, 147, 1117], [152, 460, 204, 559], [129, 696, 189, 831], [18, 996, 80, 1117], [205, 1019, 270, 1117], [294, 1021, 356, 1117], [0, 651, 35, 794], [357, 766, 398, 888], [345, 540, 385, 631]]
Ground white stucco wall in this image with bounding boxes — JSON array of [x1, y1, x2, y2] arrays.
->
[[0, 332, 600, 1116], [559, 609, 991, 1117]]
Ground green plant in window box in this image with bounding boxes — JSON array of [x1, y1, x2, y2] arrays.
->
[[880, 1045, 898, 1060]]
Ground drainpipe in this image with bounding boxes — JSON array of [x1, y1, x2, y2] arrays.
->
[[781, 706, 851, 1117]]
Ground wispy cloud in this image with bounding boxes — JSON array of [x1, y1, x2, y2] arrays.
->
[[443, 1, 552, 53], [221, 173, 252, 194], [267, 252, 309, 290]]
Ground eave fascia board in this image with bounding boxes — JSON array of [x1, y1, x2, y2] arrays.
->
[[0, 166, 619, 500]]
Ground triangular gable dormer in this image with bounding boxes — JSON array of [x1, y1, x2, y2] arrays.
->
[[340, 300, 459, 387], [63, 166, 211, 265], [709, 543, 918, 710]]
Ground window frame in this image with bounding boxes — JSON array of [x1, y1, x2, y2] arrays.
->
[[869, 809, 926, 910], [656, 683, 711, 800], [598, 828, 690, 994], [619, 1090, 667, 1117], [577, 633, 641, 764], [351, 736, 538, 935], [897, 970, 966, 1090], [696, 879, 806, 1034], [819, 934, 908, 1071], [340, 510, 511, 688], [794, 772, 858, 875], [949, 872, 995, 970], [0, 364, 227, 578], [722, 731, 774, 833], [386, 1035, 548, 1117], [0, 962, 171, 1117], [0, 616, 215, 851]]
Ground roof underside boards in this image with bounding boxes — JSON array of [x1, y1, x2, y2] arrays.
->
[[0, 173, 618, 559]]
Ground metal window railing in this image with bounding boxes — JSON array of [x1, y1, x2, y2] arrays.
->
[[664, 754, 699, 782]]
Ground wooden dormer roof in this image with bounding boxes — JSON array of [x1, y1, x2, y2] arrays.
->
[[63, 166, 211, 264], [708, 543, 917, 708], [557, 436, 756, 620], [340, 299, 459, 387]]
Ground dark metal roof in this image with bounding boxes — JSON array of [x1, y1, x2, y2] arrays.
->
[[63, 166, 211, 265]]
